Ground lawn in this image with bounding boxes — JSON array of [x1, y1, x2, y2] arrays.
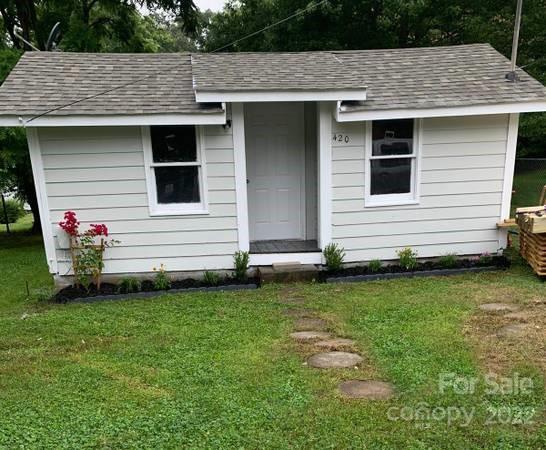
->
[[512, 168, 546, 216], [0, 217, 545, 449]]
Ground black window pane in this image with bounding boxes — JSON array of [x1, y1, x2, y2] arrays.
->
[[372, 119, 413, 156], [151, 125, 197, 162], [155, 166, 200, 204], [370, 158, 411, 195]]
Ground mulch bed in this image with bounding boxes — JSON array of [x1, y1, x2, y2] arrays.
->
[[54, 276, 260, 303], [320, 255, 510, 282]]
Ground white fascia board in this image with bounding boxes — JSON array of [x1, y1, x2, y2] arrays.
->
[[195, 89, 367, 103], [334, 100, 546, 122], [0, 111, 227, 127]]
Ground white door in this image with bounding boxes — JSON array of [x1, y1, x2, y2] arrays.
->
[[245, 102, 305, 241]]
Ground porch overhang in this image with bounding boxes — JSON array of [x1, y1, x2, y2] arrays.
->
[[334, 100, 546, 122], [194, 88, 367, 103]]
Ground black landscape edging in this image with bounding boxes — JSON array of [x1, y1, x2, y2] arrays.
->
[[325, 266, 501, 283], [66, 283, 258, 303]]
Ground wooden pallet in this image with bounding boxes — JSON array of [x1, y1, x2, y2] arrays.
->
[[519, 228, 546, 276], [516, 207, 546, 234]]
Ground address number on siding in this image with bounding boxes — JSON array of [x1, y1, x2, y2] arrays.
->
[[332, 133, 350, 143]]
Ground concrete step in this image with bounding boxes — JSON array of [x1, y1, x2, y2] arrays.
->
[[258, 263, 320, 283]]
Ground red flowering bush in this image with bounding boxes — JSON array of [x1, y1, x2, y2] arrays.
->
[[89, 224, 109, 237], [58, 211, 118, 290], [59, 211, 80, 236]]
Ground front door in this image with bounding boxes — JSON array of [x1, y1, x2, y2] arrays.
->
[[245, 102, 305, 242]]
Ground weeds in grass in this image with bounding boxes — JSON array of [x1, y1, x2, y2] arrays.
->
[[152, 264, 171, 290]]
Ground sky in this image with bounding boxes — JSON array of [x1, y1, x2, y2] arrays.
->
[[194, 0, 227, 12]]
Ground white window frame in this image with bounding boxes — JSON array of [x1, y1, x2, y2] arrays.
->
[[142, 125, 209, 216], [364, 118, 422, 208]]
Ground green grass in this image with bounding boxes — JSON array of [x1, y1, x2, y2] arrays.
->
[[0, 216, 545, 448], [512, 168, 546, 215]]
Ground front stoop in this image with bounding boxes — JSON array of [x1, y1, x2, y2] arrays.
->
[[258, 263, 320, 283]]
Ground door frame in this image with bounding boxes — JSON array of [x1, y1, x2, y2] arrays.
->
[[244, 102, 307, 242]]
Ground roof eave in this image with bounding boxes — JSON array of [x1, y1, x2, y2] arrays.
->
[[194, 88, 367, 103], [0, 109, 227, 127], [334, 100, 546, 122]]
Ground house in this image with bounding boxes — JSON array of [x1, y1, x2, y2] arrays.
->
[[1, 44, 546, 285]]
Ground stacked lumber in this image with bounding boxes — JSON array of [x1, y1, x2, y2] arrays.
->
[[516, 206, 546, 276]]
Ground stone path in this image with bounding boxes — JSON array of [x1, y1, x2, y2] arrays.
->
[[479, 302, 530, 339], [497, 323, 529, 337], [281, 287, 394, 400], [307, 351, 363, 369], [290, 331, 331, 341], [339, 380, 395, 399], [479, 303, 519, 312]]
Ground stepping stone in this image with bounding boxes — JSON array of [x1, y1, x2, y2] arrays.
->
[[339, 380, 395, 400], [279, 296, 306, 305], [497, 323, 529, 337], [290, 331, 331, 342], [479, 303, 519, 312], [282, 308, 315, 318], [315, 338, 355, 350], [307, 351, 363, 369], [504, 311, 532, 321], [294, 317, 328, 331]]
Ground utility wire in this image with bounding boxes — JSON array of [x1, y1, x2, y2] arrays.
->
[[211, 0, 329, 53], [24, 72, 160, 125], [23, 0, 330, 123]]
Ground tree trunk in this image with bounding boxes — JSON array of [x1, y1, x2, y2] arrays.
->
[[25, 175, 41, 234]]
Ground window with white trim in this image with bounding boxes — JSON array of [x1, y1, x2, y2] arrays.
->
[[365, 118, 420, 207], [144, 125, 208, 215]]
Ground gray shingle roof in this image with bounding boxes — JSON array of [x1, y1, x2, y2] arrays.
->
[[0, 52, 221, 117], [0, 44, 545, 119], [333, 44, 546, 111], [191, 52, 366, 91]]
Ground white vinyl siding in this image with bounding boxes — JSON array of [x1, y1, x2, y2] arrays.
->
[[40, 125, 238, 274], [331, 114, 509, 262]]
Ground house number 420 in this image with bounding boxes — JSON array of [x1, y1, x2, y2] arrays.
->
[[332, 134, 350, 143]]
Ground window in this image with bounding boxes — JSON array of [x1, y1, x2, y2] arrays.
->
[[143, 125, 208, 215], [365, 119, 421, 206]]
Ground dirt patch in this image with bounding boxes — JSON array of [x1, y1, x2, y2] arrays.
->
[[290, 331, 331, 342], [315, 338, 356, 350], [479, 303, 519, 312], [465, 303, 546, 374], [294, 317, 328, 331]]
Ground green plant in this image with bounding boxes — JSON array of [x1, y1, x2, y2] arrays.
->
[[233, 251, 249, 281], [397, 247, 418, 271], [438, 253, 458, 269], [368, 259, 382, 272], [117, 277, 141, 294], [323, 243, 346, 272], [0, 198, 24, 224], [203, 271, 220, 286], [152, 264, 171, 290], [31, 287, 55, 302], [478, 252, 493, 266]]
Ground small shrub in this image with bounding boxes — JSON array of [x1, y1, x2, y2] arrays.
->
[[152, 264, 171, 290], [233, 251, 249, 281], [0, 198, 25, 224], [478, 252, 493, 266], [438, 253, 458, 269], [368, 259, 382, 272], [117, 277, 141, 294], [323, 243, 345, 272], [397, 247, 418, 271], [203, 270, 220, 286]]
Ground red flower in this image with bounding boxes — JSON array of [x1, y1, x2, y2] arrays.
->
[[59, 211, 80, 236], [89, 223, 109, 237]]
